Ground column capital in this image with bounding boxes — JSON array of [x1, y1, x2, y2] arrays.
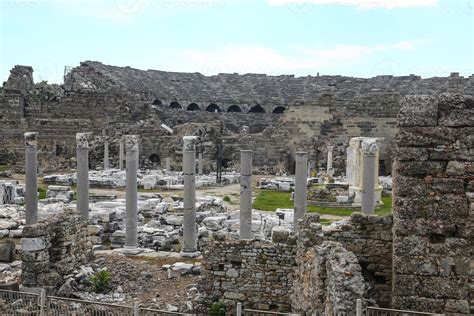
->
[[361, 138, 380, 156], [24, 132, 39, 146], [183, 136, 199, 151], [76, 132, 92, 148], [124, 135, 140, 151]]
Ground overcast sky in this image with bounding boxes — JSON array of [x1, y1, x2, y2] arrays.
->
[[1, 0, 473, 83]]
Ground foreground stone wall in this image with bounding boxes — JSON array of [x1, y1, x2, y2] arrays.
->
[[392, 94, 473, 314], [291, 214, 367, 315], [199, 239, 297, 312], [20, 210, 93, 293], [325, 213, 393, 308]]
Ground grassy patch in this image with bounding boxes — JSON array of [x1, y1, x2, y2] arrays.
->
[[0, 164, 10, 172], [38, 185, 47, 199], [252, 190, 392, 217]]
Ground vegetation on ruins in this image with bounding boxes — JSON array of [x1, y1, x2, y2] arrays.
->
[[208, 302, 227, 316], [90, 270, 111, 293]]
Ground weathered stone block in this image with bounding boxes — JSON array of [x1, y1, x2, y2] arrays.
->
[[446, 161, 466, 176], [21, 237, 47, 252], [0, 240, 15, 263], [444, 299, 470, 313], [395, 161, 445, 177], [396, 127, 456, 147], [398, 95, 438, 127]]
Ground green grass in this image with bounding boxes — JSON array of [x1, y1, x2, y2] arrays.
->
[[38, 185, 47, 199], [0, 164, 10, 172], [252, 190, 392, 217]]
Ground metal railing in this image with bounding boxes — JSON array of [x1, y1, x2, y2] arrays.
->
[[365, 307, 441, 316], [0, 289, 42, 315], [46, 295, 133, 315]]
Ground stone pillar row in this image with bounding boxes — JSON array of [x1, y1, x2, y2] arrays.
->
[[24, 133, 378, 255]]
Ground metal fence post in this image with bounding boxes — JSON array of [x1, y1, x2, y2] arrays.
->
[[356, 299, 362, 316], [236, 302, 242, 316], [133, 302, 139, 316], [39, 289, 46, 316]]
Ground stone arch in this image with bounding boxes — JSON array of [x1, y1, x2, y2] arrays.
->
[[187, 103, 201, 111], [227, 105, 242, 113], [149, 153, 160, 164], [152, 99, 162, 106], [249, 104, 265, 113], [206, 103, 222, 113], [272, 106, 286, 114], [170, 101, 181, 109]]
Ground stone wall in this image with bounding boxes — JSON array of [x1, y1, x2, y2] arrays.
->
[[392, 94, 473, 314], [324, 213, 393, 308], [20, 210, 93, 293], [1, 62, 472, 174], [199, 239, 297, 312], [291, 214, 367, 315]]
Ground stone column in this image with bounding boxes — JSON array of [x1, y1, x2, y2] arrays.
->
[[123, 135, 142, 255], [198, 153, 203, 175], [76, 133, 91, 219], [307, 159, 312, 178], [239, 150, 253, 240], [294, 151, 308, 231], [25, 132, 38, 225], [181, 136, 199, 257], [119, 138, 124, 170], [361, 139, 378, 214], [327, 145, 333, 176], [103, 129, 109, 170], [166, 157, 171, 172]]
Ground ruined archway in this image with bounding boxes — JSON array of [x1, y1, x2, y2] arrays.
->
[[272, 106, 285, 114], [227, 105, 242, 113], [187, 103, 200, 111], [170, 101, 181, 109], [149, 154, 160, 164], [249, 104, 265, 113], [206, 103, 221, 113]]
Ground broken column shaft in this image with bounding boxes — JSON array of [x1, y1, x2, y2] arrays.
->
[[181, 136, 199, 257], [119, 138, 124, 170], [361, 139, 378, 214], [25, 132, 39, 225], [240, 150, 253, 240], [76, 133, 91, 219], [294, 151, 308, 231]]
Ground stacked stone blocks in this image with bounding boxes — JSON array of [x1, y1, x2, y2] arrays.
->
[[392, 94, 473, 314], [20, 210, 93, 293]]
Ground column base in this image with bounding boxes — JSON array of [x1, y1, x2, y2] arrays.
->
[[122, 246, 143, 256], [180, 250, 201, 258]]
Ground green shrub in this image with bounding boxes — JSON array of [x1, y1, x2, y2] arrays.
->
[[223, 195, 231, 203], [209, 302, 226, 316], [90, 270, 111, 293]]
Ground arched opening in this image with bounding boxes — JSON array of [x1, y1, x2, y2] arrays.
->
[[206, 103, 222, 113], [149, 154, 161, 164], [187, 103, 200, 111], [170, 101, 181, 109], [227, 105, 242, 113], [152, 99, 162, 106], [272, 106, 285, 114], [249, 104, 265, 113]]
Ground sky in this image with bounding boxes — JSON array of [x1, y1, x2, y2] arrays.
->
[[0, 0, 473, 83]]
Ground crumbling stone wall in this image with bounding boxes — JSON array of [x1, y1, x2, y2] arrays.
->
[[392, 94, 473, 314], [20, 210, 93, 293], [324, 213, 393, 308], [291, 214, 367, 315], [199, 239, 297, 312]]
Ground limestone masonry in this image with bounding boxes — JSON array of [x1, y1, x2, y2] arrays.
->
[[1, 62, 472, 174]]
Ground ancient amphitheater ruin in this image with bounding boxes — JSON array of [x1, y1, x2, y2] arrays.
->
[[0, 62, 472, 315]]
